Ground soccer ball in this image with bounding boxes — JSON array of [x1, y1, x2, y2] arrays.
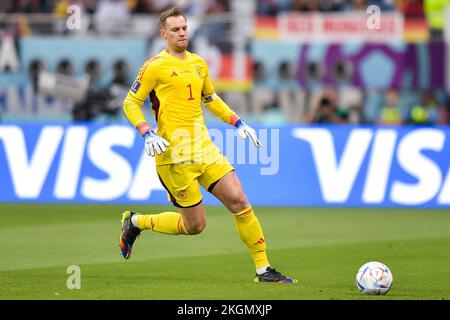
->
[[355, 261, 393, 295]]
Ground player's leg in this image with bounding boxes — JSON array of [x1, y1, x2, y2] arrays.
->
[[207, 170, 267, 267], [206, 170, 297, 283], [119, 207, 190, 259], [132, 163, 205, 233], [177, 201, 206, 235], [119, 164, 204, 259], [127, 200, 206, 235]]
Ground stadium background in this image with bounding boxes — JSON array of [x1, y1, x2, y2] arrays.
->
[[1, 0, 450, 301]]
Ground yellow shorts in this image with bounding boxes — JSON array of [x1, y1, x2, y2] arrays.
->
[[157, 156, 235, 208]]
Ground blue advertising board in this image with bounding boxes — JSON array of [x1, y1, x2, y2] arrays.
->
[[0, 123, 449, 208]]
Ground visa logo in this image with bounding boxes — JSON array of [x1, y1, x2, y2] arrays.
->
[[292, 128, 450, 205], [0, 125, 164, 201]]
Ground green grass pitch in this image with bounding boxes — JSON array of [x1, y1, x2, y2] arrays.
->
[[0, 204, 449, 300]]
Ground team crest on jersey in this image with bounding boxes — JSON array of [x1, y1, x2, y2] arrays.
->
[[177, 190, 187, 201], [131, 80, 141, 93], [194, 65, 203, 79]]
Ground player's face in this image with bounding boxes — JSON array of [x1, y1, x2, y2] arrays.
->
[[161, 16, 189, 52]]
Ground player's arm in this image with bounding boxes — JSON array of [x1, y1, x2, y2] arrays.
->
[[123, 60, 169, 156], [202, 67, 261, 148]]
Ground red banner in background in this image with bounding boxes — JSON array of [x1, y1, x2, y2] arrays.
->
[[255, 12, 408, 42]]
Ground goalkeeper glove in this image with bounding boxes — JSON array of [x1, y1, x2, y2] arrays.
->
[[138, 123, 170, 157], [144, 130, 170, 157], [235, 119, 262, 148]]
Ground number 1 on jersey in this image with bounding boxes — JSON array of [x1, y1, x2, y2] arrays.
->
[[187, 84, 195, 101]]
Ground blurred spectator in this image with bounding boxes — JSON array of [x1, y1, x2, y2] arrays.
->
[[206, 0, 230, 13], [441, 93, 450, 124], [291, 0, 319, 11], [376, 88, 404, 125], [149, 0, 176, 13], [317, 0, 348, 11], [424, 0, 450, 39], [292, 0, 349, 11], [347, 105, 363, 124], [306, 89, 349, 124], [342, 0, 396, 11], [2, 13, 33, 37], [83, 0, 99, 14], [128, 0, 155, 13], [405, 90, 441, 125], [5, 0, 50, 13], [72, 60, 128, 121], [173, 0, 209, 15], [367, 0, 396, 10], [397, 0, 425, 18], [350, 0, 366, 11], [257, 0, 292, 15], [94, 0, 130, 36], [127, 0, 212, 14], [0, 1, 9, 12], [1, 1, 51, 36], [337, 87, 364, 123]]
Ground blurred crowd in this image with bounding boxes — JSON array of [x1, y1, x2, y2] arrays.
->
[[257, 0, 396, 14], [0, 0, 233, 36], [2, 1, 448, 37], [0, 0, 230, 15], [301, 87, 450, 126], [0, 0, 444, 15], [2, 0, 448, 37]]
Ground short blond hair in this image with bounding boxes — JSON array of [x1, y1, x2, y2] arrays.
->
[[159, 7, 187, 29]]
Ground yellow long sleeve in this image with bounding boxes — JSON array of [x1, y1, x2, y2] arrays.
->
[[123, 93, 147, 128], [203, 94, 239, 126]]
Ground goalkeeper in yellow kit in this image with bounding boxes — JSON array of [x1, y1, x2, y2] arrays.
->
[[119, 7, 296, 284]]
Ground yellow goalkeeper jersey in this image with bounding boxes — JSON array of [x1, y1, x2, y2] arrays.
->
[[123, 49, 237, 165]]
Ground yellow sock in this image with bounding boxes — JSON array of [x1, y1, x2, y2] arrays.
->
[[233, 207, 269, 269], [134, 212, 188, 235]]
